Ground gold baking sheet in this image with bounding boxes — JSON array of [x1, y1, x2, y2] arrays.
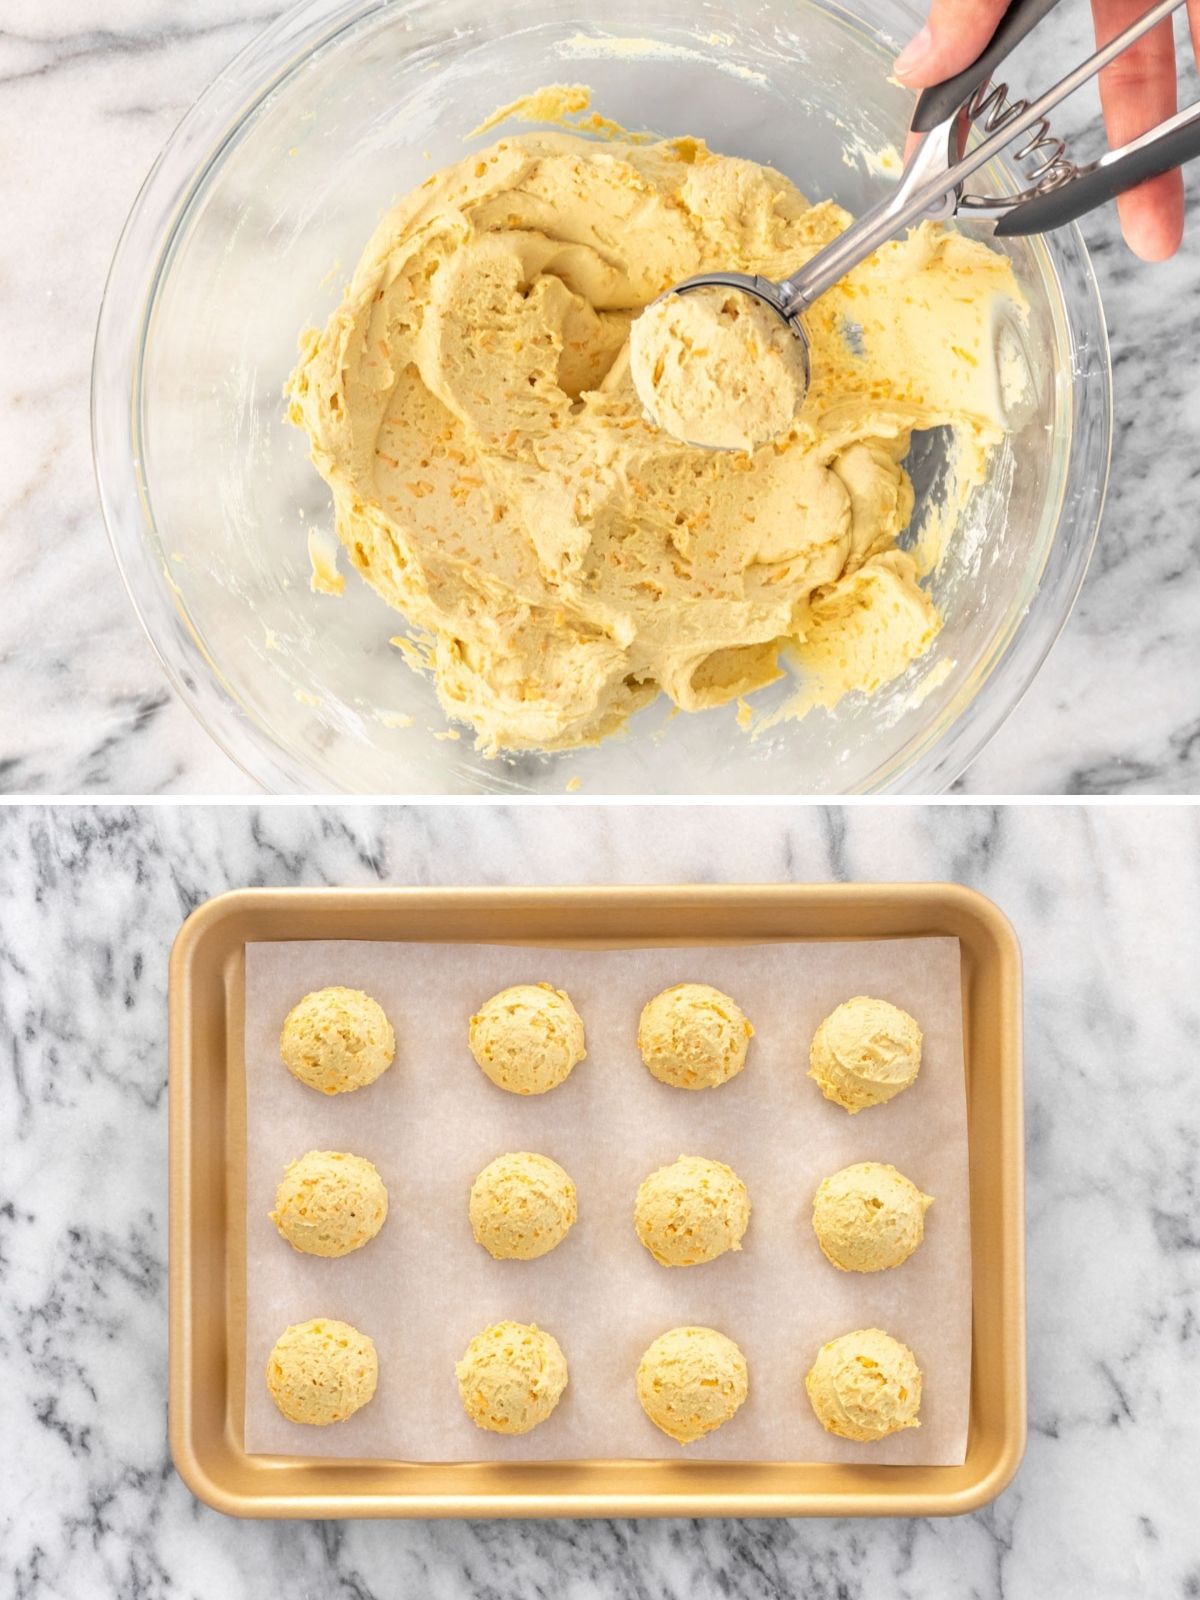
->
[[169, 884, 1024, 1518]]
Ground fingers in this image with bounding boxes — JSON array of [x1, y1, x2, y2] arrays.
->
[[894, 0, 1011, 85], [1092, 0, 1183, 259]]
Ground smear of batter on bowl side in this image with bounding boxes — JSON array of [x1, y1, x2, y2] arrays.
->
[[287, 86, 1023, 755]]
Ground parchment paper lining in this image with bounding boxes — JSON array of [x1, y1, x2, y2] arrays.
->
[[244, 937, 970, 1464]]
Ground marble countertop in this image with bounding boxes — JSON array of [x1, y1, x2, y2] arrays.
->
[[5, 3, 1200, 794], [2, 801, 1198, 1596]]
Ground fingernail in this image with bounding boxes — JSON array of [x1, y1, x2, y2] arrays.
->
[[895, 25, 933, 78]]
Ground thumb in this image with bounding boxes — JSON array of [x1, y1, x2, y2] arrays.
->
[[895, 0, 1011, 85]]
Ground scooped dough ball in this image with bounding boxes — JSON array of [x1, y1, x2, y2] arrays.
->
[[808, 996, 922, 1112], [469, 1152, 577, 1260], [636, 1325, 749, 1444], [455, 1321, 568, 1434], [266, 1318, 378, 1425], [805, 1327, 923, 1442], [634, 1155, 750, 1267], [629, 285, 808, 452], [637, 984, 754, 1090], [812, 1162, 932, 1273], [469, 983, 586, 1095], [279, 986, 395, 1095], [270, 1150, 389, 1258]]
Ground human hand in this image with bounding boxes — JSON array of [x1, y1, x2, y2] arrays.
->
[[894, 0, 1191, 260]]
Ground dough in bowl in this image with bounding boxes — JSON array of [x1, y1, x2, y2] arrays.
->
[[808, 995, 922, 1112], [811, 1161, 932, 1272], [634, 1154, 750, 1266], [468, 982, 586, 1095], [469, 1151, 577, 1260], [805, 1326, 922, 1442], [266, 1318, 378, 1425], [287, 91, 1021, 755], [455, 1321, 568, 1434], [636, 1325, 749, 1444], [270, 1149, 389, 1258], [638, 983, 753, 1089], [279, 985, 395, 1095]]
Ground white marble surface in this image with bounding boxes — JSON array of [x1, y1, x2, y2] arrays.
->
[[1, 801, 1198, 1596], [3, 2, 1200, 796]]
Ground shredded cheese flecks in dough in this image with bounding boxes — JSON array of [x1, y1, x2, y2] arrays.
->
[[287, 92, 1022, 754]]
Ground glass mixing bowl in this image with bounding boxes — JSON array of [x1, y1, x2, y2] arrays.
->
[[93, 0, 1111, 794]]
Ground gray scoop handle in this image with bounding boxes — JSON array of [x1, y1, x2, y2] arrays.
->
[[910, 0, 1200, 236], [997, 105, 1200, 232], [911, 0, 1064, 132]]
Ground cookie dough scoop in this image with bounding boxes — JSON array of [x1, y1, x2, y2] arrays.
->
[[469, 982, 586, 1095], [631, 0, 1200, 449], [469, 1151, 577, 1261], [809, 995, 922, 1113], [637, 983, 753, 1090], [279, 985, 395, 1095], [805, 1326, 922, 1442], [634, 1155, 750, 1267], [270, 1149, 388, 1258], [455, 1321, 568, 1434], [812, 1161, 932, 1272], [266, 1318, 378, 1426], [636, 1325, 749, 1444]]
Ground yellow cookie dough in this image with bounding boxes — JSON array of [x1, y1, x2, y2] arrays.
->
[[809, 995, 922, 1112], [788, 550, 941, 713], [288, 93, 1020, 755], [634, 1155, 750, 1267], [636, 1325, 749, 1444], [469, 1151, 577, 1260], [805, 1326, 922, 1442], [279, 986, 395, 1095], [629, 285, 808, 451], [270, 1149, 389, 1258], [266, 1318, 378, 1426], [638, 983, 753, 1090], [811, 1161, 932, 1272], [455, 1321, 568, 1434], [468, 982, 586, 1095]]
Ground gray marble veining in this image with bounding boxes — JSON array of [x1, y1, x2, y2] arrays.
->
[[1, 802, 1198, 1596], [4, 3, 1200, 795]]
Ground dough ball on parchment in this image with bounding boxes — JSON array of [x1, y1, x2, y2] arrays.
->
[[636, 1325, 749, 1444], [811, 1161, 932, 1273], [279, 986, 395, 1095], [805, 1327, 923, 1442], [637, 983, 753, 1090], [469, 1151, 577, 1260], [455, 1321, 568, 1434], [808, 995, 922, 1112], [266, 1318, 378, 1425], [634, 1155, 750, 1267], [469, 983, 586, 1095], [270, 1149, 388, 1258]]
